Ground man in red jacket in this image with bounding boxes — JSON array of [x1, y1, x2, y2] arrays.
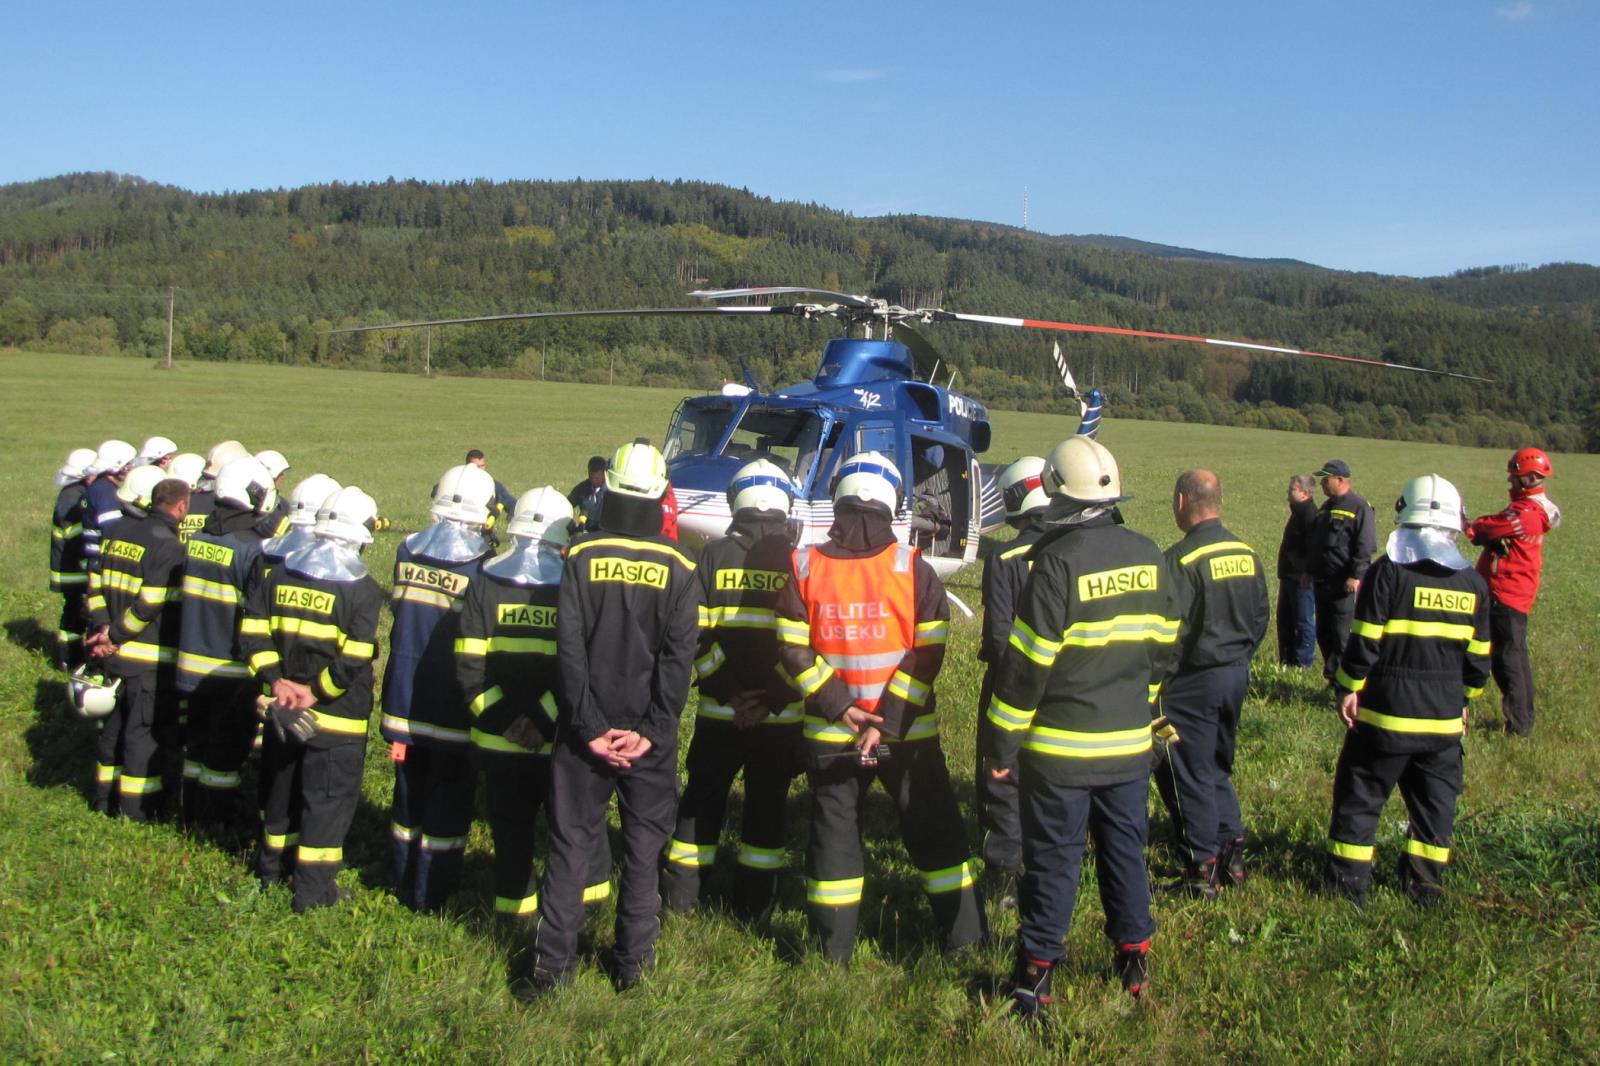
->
[[1466, 447, 1561, 737]]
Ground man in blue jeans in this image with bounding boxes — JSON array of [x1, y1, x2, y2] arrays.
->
[[1275, 474, 1317, 667]]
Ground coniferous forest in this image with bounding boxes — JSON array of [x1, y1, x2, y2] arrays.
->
[[2, 172, 1597, 451]]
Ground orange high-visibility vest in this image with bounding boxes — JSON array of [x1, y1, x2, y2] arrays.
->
[[793, 542, 916, 711]]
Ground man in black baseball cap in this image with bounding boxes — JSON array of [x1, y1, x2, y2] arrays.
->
[[1309, 460, 1375, 684]]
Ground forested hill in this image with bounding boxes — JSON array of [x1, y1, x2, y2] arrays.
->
[[2, 172, 1596, 451]]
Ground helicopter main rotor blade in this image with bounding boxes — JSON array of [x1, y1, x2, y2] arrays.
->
[[691, 286, 877, 309], [323, 305, 784, 336], [930, 311, 1494, 383]]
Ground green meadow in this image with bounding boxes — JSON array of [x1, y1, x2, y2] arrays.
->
[[2, 351, 1596, 1063]]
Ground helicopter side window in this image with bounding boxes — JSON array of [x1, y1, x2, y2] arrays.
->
[[909, 435, 967, 559]]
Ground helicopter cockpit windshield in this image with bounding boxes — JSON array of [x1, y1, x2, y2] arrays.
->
[[664, 398, 826, 492]]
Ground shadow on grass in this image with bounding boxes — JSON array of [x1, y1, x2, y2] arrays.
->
[[5, 616, 55, 659], [24, 677, 97, 802]]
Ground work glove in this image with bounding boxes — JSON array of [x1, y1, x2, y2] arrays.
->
[[1151, 715, 1180, 744], [502, 714, 548, 752], [269, 703, 318, 744]]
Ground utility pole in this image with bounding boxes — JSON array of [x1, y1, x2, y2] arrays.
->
[[540, 344, 546, 380], [609, 353, 614, 386], [424, 327, 432, 377], [164, 286, 175, 369]]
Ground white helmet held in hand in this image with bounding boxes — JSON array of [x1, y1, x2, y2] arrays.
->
[[138, 436, 178, 466], [215, 457, 280, 514], [117, 465, 170, 513], [1043, 436, 1125, 504], [507, 486, 575, 546], [728, 459, 795, 516], [315, 486, 379, 546], [285, 474, 342, 527], [430, 464, 497, 526], [1395, 474, 1464, 531], [833, 451, 902, 512], [56, 447, 97, 487], [90, 440, 137, 477], [168, 453, 207, 489], [255, 449, 290, 481], [68, 666, 121, 719], [606, 439, 669, 500], [999, 455, 1049, 519], [204, 440, 251, 479]]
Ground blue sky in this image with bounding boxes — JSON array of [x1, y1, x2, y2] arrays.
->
[[5, 0, 1596, 276]]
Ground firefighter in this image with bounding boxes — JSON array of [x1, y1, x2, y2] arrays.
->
[[81, 439, 137, 577], [983, 437, 1180, 1016], [136, 436, 178, 470], [1309, 459, 1376, 683], [174, 456, 279, 831], [262, 474, 343, 567], [1326, 474, 1490, 906], [83, 467, 189, 820], [185, 440, 250, 543], [1465, 447, 1561, 737], [527, 441, 699, 996], [381, 464, 497, 912], [455, 487, 611, 935], [254, 449, 293, 538], [775, 452, 984, 964], [662, 459, 802, 921], [49, 447, 97, 670], [974, 456, 1051, 899], [1153, 470, 1269, 897], [240, 486, 384, 913], [168, 453, 207, 491]]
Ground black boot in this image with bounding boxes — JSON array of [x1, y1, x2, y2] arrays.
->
[[1170, 858, 1219, 900], [1114, 940, 1150, 997], [1006, 955, 1054, 1021], [1217, 836, 1247, 889]]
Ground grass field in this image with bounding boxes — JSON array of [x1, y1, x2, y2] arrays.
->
[[2, 351, 1598, 1063]]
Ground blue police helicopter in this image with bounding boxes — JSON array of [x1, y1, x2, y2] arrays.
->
[[327, 285, 1485, 584]]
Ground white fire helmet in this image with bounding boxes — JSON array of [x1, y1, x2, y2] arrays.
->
[[168, 453, 207, 489], [605, 440, 670, 500], [1043, 436, 1125, 504], [137, 436, 178, 465], [507, 486, 575, 546], [1395, 474, 1465, 531], [204, 440, 251, 479], [215, 457, 280, 515], [833, 451, 902, 512], [999, 455, 1050, 519], [314, 486, 379, 546], [68, 666, 120, 719], [55, 447, 97, 487], [286, 474, 342, 527], [728, 459, 795, 516], [430, 464, 497, 526], [117, 464, 170, 513], [90, 440, 137, 477], [255, 449, 291, 481]]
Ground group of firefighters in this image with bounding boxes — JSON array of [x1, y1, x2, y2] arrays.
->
[[45, 427, 1558, 1016]]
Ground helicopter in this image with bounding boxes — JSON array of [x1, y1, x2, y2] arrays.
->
[[327, 286, 1487, 592]]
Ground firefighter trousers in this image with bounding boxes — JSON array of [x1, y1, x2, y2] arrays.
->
[[477, 748, 613, 919], [1326, 730, 1461, 904], [389, 741, 476, 911], [804, 737, 984, 963], [662, 718, 799, 917], [975, 672, 1023, 873], [56, 586, 86, 671], [1153, 663, 1248, 865], [94, 670, 180, 822], [1490, 600, 1535, 737], [180, 678, 258, 827], [258, 734, 367, 913], [1017, 770, 1156, 965], [1315, 584, 1355, 683], [533, 735, 678, 983]]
